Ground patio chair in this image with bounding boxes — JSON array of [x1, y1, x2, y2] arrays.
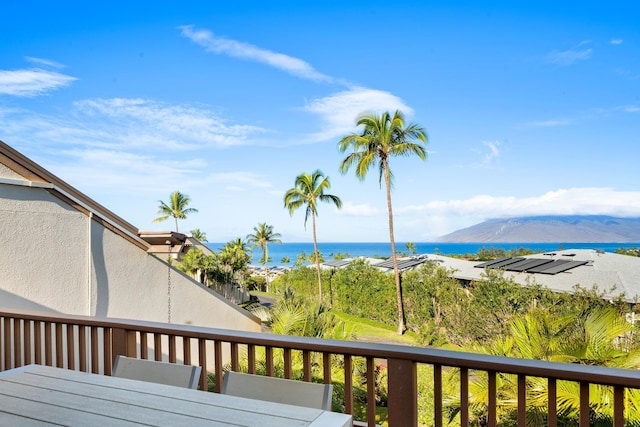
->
[[221, 371, 333, 410], [112, 355, 201, 389]]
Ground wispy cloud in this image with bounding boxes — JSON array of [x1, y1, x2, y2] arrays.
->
[[24, 57, 66, 69], [179, 25, 333, 83], [0, 68, 76, 97], [523, 119, 571, 128], [301, 87, 412, 142], [339, 201, 380, 217], [546, 45, 592, 66], [73, 98, 265, 149], [472, 140, 500, 168], [610, 39, 623, 45]]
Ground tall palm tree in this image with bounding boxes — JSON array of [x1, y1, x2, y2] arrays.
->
[[190, 228, 207, 241], [284, 170, 342, 302], [338, 110, 427, 335], [246, 223, 282, 292], [153, 191, 198, 232]]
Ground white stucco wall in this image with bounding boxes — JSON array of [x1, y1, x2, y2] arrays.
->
[[0, 181, 260, 334]]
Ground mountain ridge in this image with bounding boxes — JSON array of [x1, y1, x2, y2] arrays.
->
[[437, 215, 640, 242]]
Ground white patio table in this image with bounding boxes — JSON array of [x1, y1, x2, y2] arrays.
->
[[0, 365, 352, 426]]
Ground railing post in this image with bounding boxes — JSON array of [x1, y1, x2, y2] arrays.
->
[[387, 358, 417, 427], [111, 327, 134, 370]]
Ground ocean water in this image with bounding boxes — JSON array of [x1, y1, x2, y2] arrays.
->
[[204, 242, 640, 267]]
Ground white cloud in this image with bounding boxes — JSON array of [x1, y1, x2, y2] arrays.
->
[[523, 119, 571, 128], [0, 68, 76, 97], [546, 48, 592, 66], [24, 57, 66, 69], [338, 201, 381, 217], [610, 39, 623, 45], [208, 171, 272, 189], [472, 140, 500, 168], [301, 87, 412, 142], [423, 188, 640, 219], [179, 25, 333, 83], [2, 98, 266, 152]]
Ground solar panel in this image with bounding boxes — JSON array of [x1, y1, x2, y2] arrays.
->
[[536, 260, 588, 275], [474, 257, 512, 268], [323, 259, 351, 268], [485, 257, 526, 269], [376, 257, 430, 270], [505, 258, 554, 272], [526, 259, 571, 273]]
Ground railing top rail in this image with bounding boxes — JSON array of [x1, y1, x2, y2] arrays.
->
[[3, 307, 640, 388]]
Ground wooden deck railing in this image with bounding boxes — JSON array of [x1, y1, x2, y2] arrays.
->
[[2, 308, 640, 426]]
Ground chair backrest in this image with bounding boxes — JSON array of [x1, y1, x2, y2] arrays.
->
[[112, 355, 201, 389], [221, 371, 333, 411]]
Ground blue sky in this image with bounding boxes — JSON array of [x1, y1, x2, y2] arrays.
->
[[1, 1, 639, 242]]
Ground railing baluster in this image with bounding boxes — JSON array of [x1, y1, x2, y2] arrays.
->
[[67, 324, 75, 371], [303, 350, 311, 381], [153, 333, 162, 361], [517, 374, 526, 427], [248, 344, 256, 374], [44, 322, 52, 367], [548, 378, 557, 427], [580, 381, 589, 427], [140, 333, 148, 359], [284, 348, 292, 379], [265, 346, 274, 376], [13, 318, 21, 368], [323, 352, 331, 385], [613, 385, 624, 427], [182, 336, 191, 365], [168, 335, 176, 363], [103, 328, 111, 375], [55, 323, 63, 368], [3, 317, 11, 370], [366, 357, 376, 427], [78, 325, 86, 371], [214, 340, 223, 392], [24, 320, 31, 366], [460, 368, 469, 426], [488, 370, 497, 427], [434, 364, 442, 427], [231, 342, 239, 372], [90, 326, 99, 373], [344, 355, 353, 416], [198, 338, 207, 391]]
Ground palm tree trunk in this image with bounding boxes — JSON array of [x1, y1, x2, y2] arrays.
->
[[311, 213, 323, 302], [174, 217, 179, 232], [263, 244, 270, 293], [384, 162, 405, 335]]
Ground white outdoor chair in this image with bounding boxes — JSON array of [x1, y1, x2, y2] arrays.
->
[[112, 355, 201, 389], [221, 371, 333, 410]]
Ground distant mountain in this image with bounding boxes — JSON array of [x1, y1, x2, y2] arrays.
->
[[437, 215, 640, 242]]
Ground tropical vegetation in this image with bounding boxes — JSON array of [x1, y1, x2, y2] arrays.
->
[[152, 190, 198, 232], [246, 223, 282, 292], [284, 170, 342, 302], [338, 109, 428, 335]]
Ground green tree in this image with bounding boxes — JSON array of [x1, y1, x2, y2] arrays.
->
[[190, 228, 207, 241], [284, 170, 342, 303], [405, 242, 417, 255], [339, 110, 428, 334], [152, 191, 198, 232], [246, 223, 282, 292]]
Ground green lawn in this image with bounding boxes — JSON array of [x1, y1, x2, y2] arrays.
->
[[332, 311, 418, 346]]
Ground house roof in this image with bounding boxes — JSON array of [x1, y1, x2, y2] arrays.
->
[[323, 249, 640, 303], [0, 140, 148, 250]]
